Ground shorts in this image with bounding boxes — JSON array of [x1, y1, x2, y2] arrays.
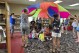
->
[[73, 27, 77, 32], [51, 32, 61, 37], [21, 27, 30, 35]]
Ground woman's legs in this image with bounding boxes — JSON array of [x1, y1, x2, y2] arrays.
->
[[24, 35, 28, 47], [53, 37, 57, 52], [24, 28, 30, 47], [21, 28, 26, 46], [65, 25, 68, 34], [73, 28, 75, 36], [61, 26, 64, 33], [75, 32, 79, 42], [22, 35, 25, 44], [73, 27, 77, 39], [57, 37, 60, 51], [22, 35, 28, 47]]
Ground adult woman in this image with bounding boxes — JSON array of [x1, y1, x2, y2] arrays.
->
[[64, 18, 69, 34], [72, 19, 77, 39], [20, 9, 30, 47], [76, 20, 79, 42], [51, 14, 61, 53]]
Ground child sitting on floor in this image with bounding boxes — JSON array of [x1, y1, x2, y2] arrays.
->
[[44, 26, 52, 41], [29, 28, 38, 39]]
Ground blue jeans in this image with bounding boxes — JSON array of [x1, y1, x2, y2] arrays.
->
[[10, 23, 14, 34]]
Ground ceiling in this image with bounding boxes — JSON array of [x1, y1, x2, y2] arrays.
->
[[1, 0, 79, 10]]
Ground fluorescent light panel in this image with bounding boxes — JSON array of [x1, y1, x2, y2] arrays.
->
[[54, 0, 63, 3], [29, 0, 36, 1], [69, 3, 79, 6]]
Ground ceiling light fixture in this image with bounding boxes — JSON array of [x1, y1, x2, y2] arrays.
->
[[69, 3, 79, 6], [29, 0, 36, 1], [54, 0, 63, 4]]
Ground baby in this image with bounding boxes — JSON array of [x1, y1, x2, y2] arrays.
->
[[32, 28, 39, 38]]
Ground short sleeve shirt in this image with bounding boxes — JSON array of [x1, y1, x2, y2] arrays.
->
[[72, 21, 77, 28], [20, 13, 29, 28]]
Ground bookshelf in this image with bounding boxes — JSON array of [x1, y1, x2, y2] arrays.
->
[[14, 15, 20, 32], [0, 2, 8, 53], [0, 3, 6, 44], [42, 19, 50, 27], [0, 26, 6, 43]]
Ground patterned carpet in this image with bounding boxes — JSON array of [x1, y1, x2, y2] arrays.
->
[[1, 31, 79, 53], [24, 31, 79, 53]]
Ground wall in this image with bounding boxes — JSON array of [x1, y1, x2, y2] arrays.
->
[[68, 9, 79, 17], [9, 3, 27, 15], [9, 3, 79, 16]]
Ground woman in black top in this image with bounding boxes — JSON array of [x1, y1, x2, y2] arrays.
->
[[51, 14, 61, 53]]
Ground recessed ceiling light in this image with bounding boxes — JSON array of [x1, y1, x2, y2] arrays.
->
[[29, 0, 36, 1], [69, 3, 79, 6], [54, 0, 63, 4]]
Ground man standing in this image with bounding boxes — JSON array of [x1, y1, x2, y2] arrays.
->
[[10, 13, 16, 38]]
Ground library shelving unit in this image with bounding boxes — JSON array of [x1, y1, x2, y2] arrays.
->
[[14, 15, 20, 32], [42, 18, 51, 27], [0, 2, 11, 53], [0, 3, 6, 44], [0, 14, 6, 44]]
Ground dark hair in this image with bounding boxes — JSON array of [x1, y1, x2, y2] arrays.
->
[[53, 14, 58, 18], [74, 15, 77, 17], [23, 9, 28, 13], [10, 13, 14, 16]]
